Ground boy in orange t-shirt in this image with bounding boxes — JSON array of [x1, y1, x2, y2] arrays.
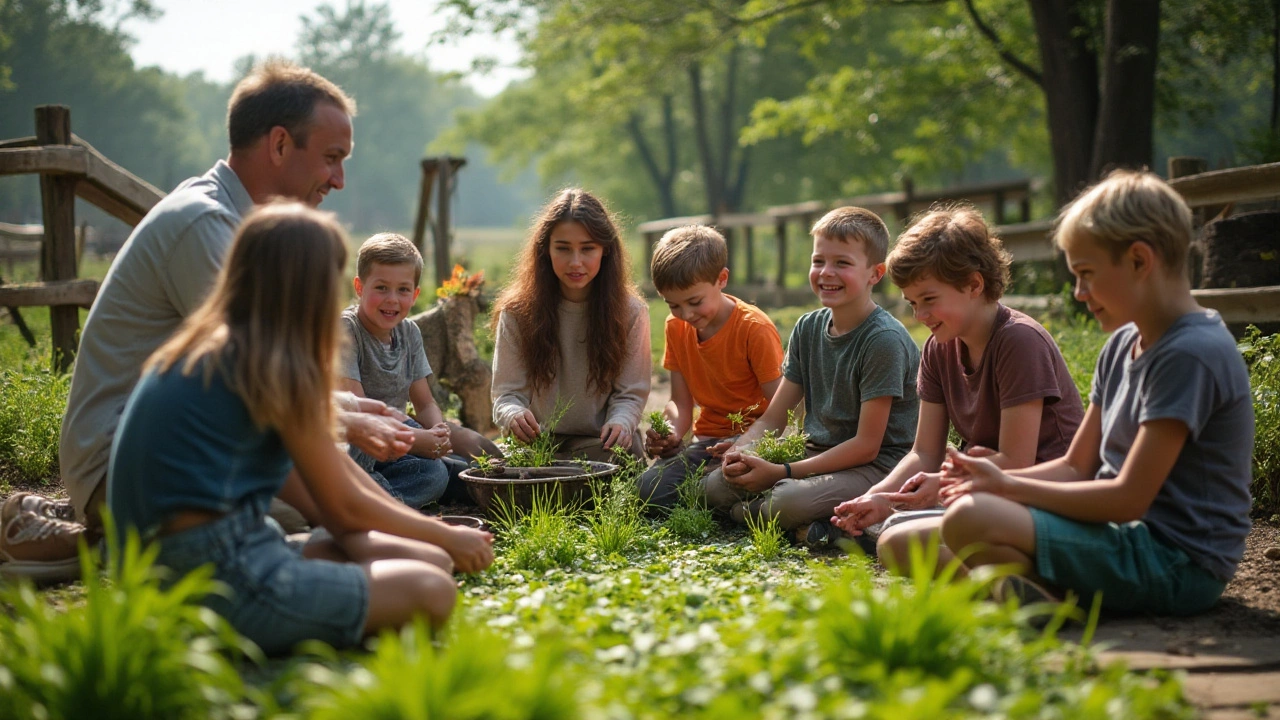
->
[[638, 226, 784, 511]]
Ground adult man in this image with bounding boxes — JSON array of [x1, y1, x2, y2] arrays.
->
[[0, 60, 409, 581]]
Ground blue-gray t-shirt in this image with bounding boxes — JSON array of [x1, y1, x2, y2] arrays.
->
[[107, 360, 292, 539], [782, 306, 920, 470], [340, 306, 432, 414], [1092, 311, 1254, 581]]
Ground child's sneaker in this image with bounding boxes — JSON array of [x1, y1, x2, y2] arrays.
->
[[0, 508, 85, 584], [794, 520, 838, 549]]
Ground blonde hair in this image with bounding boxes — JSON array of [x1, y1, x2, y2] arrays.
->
[[650, 225, 728, 292], [810, 207, 890, 264], [228, 58, 356, 151], [147, 202, 349, 434], [358, 232, 423, 285], [889, 205, 1011, 302], [1054, 169, 1194, 272]]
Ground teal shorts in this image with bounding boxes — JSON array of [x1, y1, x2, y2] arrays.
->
[[1028, 509, 1226, 616]]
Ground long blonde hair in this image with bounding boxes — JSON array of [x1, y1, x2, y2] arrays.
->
[[147, 202, 349, 433]]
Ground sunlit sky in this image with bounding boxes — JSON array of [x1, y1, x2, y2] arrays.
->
[[125, 0, 527, 96]]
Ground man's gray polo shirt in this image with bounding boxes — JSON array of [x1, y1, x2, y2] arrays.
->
[[61, 160, 254, 516]]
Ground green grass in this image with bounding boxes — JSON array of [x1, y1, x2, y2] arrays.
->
[[1241, 326, 1280, 518], [0, 312, 69, 491]]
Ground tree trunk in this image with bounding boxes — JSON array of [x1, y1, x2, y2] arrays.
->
[[1090, 0, 1160, 178], [1026, 0, 1100, 206], [688, 61, 722, 215], [627, 97, 679, 218]]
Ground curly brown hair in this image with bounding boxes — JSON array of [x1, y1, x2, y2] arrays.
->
[[491, 188, 641, 396], [888, 205, 1011, 302]]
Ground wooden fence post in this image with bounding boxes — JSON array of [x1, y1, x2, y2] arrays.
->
[[412, 159, 438, 263], [35, 105, 78, 371], [774, 217, 787, 289], [743, 225, 755, 283]]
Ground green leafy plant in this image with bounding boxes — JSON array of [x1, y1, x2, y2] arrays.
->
[[491, 485, 590, 573], [472, 451, 500, 475], [646, 410, 672, 438], [504, 401, 571, 468], [1240, 326, 1280, 516], [586, 453, 653, 558], [746, 409, 807, 464], [664, 460, 717, 539], [298, 622, 579, 719], [725, 402, 760, 435], [743, 509, 787, 561], [0, 518, 253, 720]]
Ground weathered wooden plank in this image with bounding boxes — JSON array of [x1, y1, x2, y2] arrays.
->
[[0, 136, 39, 150], [1192, 285, 1280, 324], [995, 219, 1057, 262], [0, 279, 99, 308], [78, 142, 164, 226], [1170, 161, 1280, 208], [0, 146, 86, 177], [0, 222, 43, 239], [636, 214, 714, 234]]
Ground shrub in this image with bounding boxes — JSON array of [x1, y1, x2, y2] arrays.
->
[[1240, 326, 1280, 517], [298, 623, 580, 719], [0, 521, 252, 720], [1044, 318, 1108, 406], [0, 357, 69, 486]]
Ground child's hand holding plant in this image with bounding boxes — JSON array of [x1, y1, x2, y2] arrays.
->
[[645, 410, 681, 458]]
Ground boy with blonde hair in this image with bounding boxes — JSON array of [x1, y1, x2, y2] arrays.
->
[[832, 206, 1083, 571], [939, 170, 1254, 614], [703, 207, 920, 540], [638, 225, 784, 510], [341, 233, 497, 508]]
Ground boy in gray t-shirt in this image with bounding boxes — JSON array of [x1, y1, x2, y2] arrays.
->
[[938, 171, 1254, 616], [339, 233, 500, 508]]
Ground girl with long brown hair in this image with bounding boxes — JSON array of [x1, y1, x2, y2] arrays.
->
[[491, 188, 651, 460], [107, 202, 493, 655]]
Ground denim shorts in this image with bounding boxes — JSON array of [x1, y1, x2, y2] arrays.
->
[[1029, 509, 1226, 616], [154, 504, 369, 655]]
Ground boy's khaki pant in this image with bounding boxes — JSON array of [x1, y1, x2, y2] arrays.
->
[[700, 447, 886, 530]]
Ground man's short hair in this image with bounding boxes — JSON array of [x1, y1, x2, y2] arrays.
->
[[1054, 169, 1194, 272], [888, 205, 1011, 302], [358, 233, 423, 285], [227, 59, 356, 151], [810, 207, 890, 264], [650, 225, 728, 292]]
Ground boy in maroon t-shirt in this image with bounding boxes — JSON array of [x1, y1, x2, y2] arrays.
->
[[831, 207, 1084, 573]]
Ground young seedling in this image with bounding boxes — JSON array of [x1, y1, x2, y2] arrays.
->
[[664, 460, 717, 540], [725, 403, 761, 436], [473, 451, 500, 475], [743, 508, 786, 561], [646, 410, 673, 438], [504, 400, 571, 468]]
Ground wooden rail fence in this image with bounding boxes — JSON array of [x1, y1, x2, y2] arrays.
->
[[635, 161, 1280, 324], [0, 105, 164, 369]]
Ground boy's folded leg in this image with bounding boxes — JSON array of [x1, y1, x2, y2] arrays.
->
[[637, 439, 723, 511], [763, 463, 885, 530], [368, 456, 450, 510], [700, 466, 754, 512], [1026, 509, 1226, 617]]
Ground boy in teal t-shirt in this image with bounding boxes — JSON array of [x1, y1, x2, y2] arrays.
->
[[701, 207, 919, 538]]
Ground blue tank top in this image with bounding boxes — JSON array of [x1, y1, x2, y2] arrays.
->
[[107, 359, 292, 538]]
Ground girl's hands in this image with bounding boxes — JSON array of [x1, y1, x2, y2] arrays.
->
[[880, 471, 942, 510], [939, 447, 1016, 505], [831, 493, 894, 535], [509, 410, 540, 443], [442, 524, 495, 573], [601, 423, 630, 451]]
